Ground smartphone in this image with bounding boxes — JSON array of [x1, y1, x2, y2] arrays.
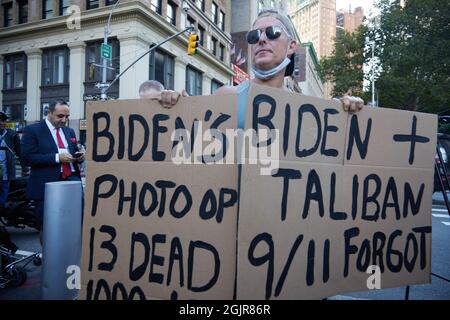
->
[[73, 152, 84, 159]]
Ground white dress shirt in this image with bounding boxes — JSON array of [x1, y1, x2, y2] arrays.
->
[[45, 118, 75, 172]]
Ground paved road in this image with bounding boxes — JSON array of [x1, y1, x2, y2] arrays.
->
[[330, 202, 450, 300], [1, 195, 449, 300]]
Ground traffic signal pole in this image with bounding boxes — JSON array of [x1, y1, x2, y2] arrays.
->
[[99, 0, 121, 100], [101, 26, 194, 100]]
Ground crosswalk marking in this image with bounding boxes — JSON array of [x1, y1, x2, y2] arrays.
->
[[432, 208, 450, 213], [432, 207, 450, 227], [432, 214, 450, 219]]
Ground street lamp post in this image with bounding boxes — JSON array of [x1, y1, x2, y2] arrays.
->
[[366, 36, 376, 107], [370, 40, 375, 107], [100, 0, 121, 101]]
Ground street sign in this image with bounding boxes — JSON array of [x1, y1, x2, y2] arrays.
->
[[101, 43, 112, 59], [95, 82, 110, 89]]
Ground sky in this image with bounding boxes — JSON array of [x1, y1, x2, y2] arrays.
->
[[336, 0, 377, 14]]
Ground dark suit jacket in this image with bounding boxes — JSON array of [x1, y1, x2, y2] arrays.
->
[[21, 121, 81, 200], [0, 128, 26, 180]]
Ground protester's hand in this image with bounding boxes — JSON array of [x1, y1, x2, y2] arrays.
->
[[158, 90, 189, 108], [340, 95, 364, 113], [59, 153, 74, 163]]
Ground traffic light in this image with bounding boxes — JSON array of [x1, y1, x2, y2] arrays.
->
[[187, 33, 199, 56]]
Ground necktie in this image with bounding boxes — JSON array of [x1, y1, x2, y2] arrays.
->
[[56, 128, 71, 179]]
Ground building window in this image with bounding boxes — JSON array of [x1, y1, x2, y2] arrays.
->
[[271, 0, 275, 8], [166, 1, 176, 26], [186, 66, 202, 96], [211, 79, 223, 94], [4, 59, 11, 88], [3, 54, 26, 89], [187, 15, 195, 28], [85, 39, 120, 82], [195, 0, 205, 11], [219, 44, 225, 61], [219, 10, 225, 31], [257, 0, 264, 13], [42, 47, 70, 85], [211, 2, 218, 24], [86, 0, 99, 10], [211, 37, 217, 56], [59, 0, 71, 16], [18, 1, 28, 24], [149, 48, 174, 90], [3, 3, 12, 27], [14, 58, 25, 88], [105, 0, 115, 5], [2, 105, 24, 122], [150, 0, 162, 14], [198, 25, 205, 46], [43, 0, 53, 18]]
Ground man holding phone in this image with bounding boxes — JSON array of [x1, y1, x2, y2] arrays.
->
[[21, 99, 84, 230]]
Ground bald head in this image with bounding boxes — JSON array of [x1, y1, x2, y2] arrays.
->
[[139, 80, 164, 99]]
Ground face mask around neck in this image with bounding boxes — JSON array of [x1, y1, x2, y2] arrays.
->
[[252, 56, 291, 80]]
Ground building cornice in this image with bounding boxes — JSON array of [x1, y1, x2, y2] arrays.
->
[[0, 1, 232, 44], [67, 41, 87, 49], [0, 1, 232, 76], [24, 48, 42, 56]]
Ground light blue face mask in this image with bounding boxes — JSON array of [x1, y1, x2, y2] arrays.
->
[[252, 56, 291, 80]]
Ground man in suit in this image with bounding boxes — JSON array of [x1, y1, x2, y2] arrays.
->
[[0, 111, 28, 209], [21, 100, 84, 228]]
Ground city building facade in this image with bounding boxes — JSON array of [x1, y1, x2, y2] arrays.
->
[[288, 0, 335, 98], [293, 42, 324, 97], [0, 0, 233, 142], [336, 5, 364, 35], [289, 0, 336, 59]]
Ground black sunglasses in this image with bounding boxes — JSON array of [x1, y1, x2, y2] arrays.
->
[[246, 25, 286, 44]]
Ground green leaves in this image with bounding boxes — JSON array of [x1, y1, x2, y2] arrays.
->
[[317, 25, 367, 98], [375, 0, 450, 113], [319, 0, 449, 113]]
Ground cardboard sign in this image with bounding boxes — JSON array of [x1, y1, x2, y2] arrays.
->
[[236, 84, 436, 299], [80, 96, 239, 299], [81, 84, 436, 300]]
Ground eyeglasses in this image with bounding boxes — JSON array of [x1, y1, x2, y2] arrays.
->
[[246, 25, 287, 44]]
